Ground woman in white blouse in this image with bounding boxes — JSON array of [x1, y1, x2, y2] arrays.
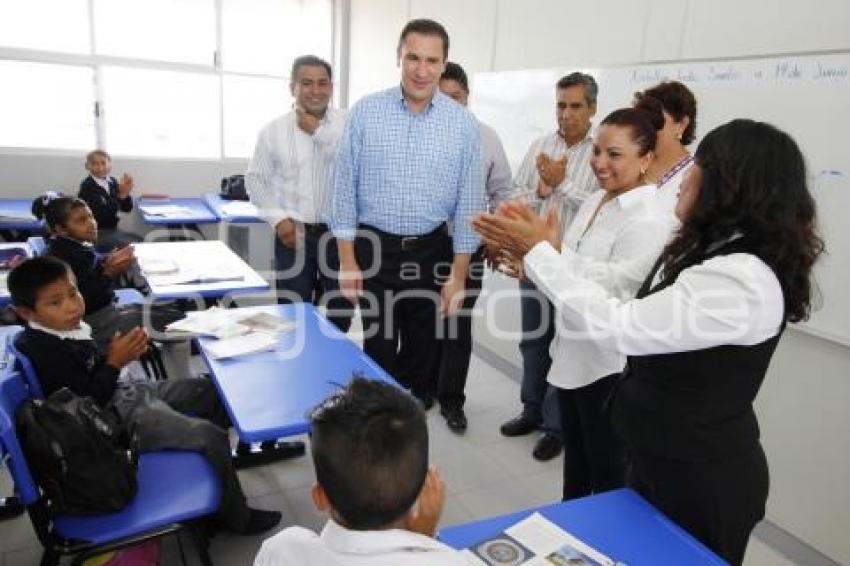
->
[[633, 81, 698, 221], [499, 107, 672, 502], [474, 119, 823, 565]]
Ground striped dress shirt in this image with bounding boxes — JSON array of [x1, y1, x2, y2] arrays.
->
[[330, 87, 484, 254], [511, 130, 599, 236], [246, 108, 347, 227]]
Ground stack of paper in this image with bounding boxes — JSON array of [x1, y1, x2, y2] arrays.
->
[[204, 331, 280, 360], [166, 308, 295, 359], [463, 512, 621, 566], [139, 204, 195, 217], [221, 201, 259, 217]]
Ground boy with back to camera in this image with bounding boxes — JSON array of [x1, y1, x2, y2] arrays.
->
[[9, 256, 281, 535], [254, 377, 464, 565]]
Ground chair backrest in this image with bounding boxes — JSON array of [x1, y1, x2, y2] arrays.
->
[[0, 370, 41, 504], [8, 330, 46, 399], [26, 236, 47, 256]]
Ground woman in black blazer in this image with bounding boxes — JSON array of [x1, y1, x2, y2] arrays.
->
[[474, 119, 823, 565]]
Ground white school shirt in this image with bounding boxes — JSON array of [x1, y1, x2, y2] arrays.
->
[[511, 130, 598, 236], [524, 234, 785, 360], [540, 184, 671, 390], [254, 520, 466, 566], [246, 108, 347, 228]]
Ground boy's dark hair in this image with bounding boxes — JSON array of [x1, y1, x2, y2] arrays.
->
[[397, 19, 449, 60], [8, 256, 73, 308], [290, 55, 332, 82], [440, 62, 469, 93], [85, 149, 111, 163], [309, 377, 428, 530], [31, 193, 88, 232], [556, 72, 598, 106]]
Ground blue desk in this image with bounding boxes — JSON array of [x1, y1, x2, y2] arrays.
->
[[134, 240, 269, 300], [439, 488, 725, 566], [203, 193, 263, 223], [0, 199, 44, 236], [197, 304, 397, 443], [137, 198, 219, 226]]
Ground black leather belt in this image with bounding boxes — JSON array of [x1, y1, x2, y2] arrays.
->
[[360, 223, 448, 251], [302, 222, 328, 235]]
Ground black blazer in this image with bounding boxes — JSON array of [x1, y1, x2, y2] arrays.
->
[[16, 327, 120, 407], [78, 176, 133, 230], [47, 235, 115, 315]]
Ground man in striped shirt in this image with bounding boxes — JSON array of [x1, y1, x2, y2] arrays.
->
[[330, 19, 485, 408], [501, 73, 600, 462], [247, 55, 352, 331]]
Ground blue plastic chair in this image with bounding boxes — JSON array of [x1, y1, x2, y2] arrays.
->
[[26, 236, 47, 256], [0, 370, 221, 565]]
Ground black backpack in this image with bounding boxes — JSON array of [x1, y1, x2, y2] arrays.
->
[[15, 388, 138, 516], [220, 174, 248, 201]]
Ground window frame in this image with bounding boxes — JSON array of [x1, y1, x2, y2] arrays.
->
[[0, 0, 340, 160]]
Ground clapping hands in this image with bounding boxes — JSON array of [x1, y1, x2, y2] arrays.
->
[[536, 153, 567, 196]]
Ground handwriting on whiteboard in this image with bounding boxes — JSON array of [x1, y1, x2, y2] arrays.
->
[[628, 56, 848, 86]]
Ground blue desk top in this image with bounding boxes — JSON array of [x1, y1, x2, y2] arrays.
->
[[0, 199, 44, 231], [203, 193, 263, 223], [198, 304, 398, 443], [439, 488, 725, 566], [133, 240, 269, 300], [138, 198, 218, 225]]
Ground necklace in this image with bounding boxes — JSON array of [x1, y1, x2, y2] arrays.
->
[[657, 154, 693, 188]]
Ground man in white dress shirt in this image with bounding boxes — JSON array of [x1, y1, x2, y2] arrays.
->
[[501, 73, 600, 461], [435, 61, 512, 433], [247, 55, 352, 331]]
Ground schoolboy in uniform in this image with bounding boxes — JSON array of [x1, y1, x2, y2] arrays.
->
[[9, 257, 281, 535], [78, 149, 141, 250], [254, 378, 464, 565]]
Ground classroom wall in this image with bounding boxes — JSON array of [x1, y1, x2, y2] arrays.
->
[[349, 0, 850, 562]]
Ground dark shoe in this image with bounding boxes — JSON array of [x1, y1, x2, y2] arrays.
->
[[414, 392, 435, 411], [440, 406, 468, 433], [500, 414, 540, 437], [234, 508, 282, 535], [233, 440, 306, 469], [532, 433, 563, 461]]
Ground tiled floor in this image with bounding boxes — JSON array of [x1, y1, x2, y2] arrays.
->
[[0, 355, 802, 565]]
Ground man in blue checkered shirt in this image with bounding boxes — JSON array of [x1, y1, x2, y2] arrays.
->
[[330, 19, 485, 409]]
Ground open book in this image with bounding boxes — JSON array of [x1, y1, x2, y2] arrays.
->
[[462, 512, 624, 566]]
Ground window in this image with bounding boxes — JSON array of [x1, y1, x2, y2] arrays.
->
[[0, 0, 335, 158], [223, 75, 291, 159], [101, 67, 220, 158], [93, 0, 216, 65], [0, 0, 90, 54], [0, 61, 95, 150], [221, 0, 333, 76]]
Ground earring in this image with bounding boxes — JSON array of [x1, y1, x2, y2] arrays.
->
[[676, 132, 683, 141]]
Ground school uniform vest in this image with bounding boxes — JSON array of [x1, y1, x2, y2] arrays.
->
[[610, 239, 785, 462]]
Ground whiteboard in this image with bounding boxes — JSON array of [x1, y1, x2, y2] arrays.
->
[[471, 52, 850, 346]]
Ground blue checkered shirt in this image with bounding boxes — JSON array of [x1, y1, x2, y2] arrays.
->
[[330, 87, 484, 254]]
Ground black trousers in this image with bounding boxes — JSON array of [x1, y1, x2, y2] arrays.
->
[[274, 225, 353, 332], [111, 378, 252, 531], [557, 373, 625, 500], [355, 225, 452, 398], [436, 246, 485, 409], [627, 444, 769, 565]]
